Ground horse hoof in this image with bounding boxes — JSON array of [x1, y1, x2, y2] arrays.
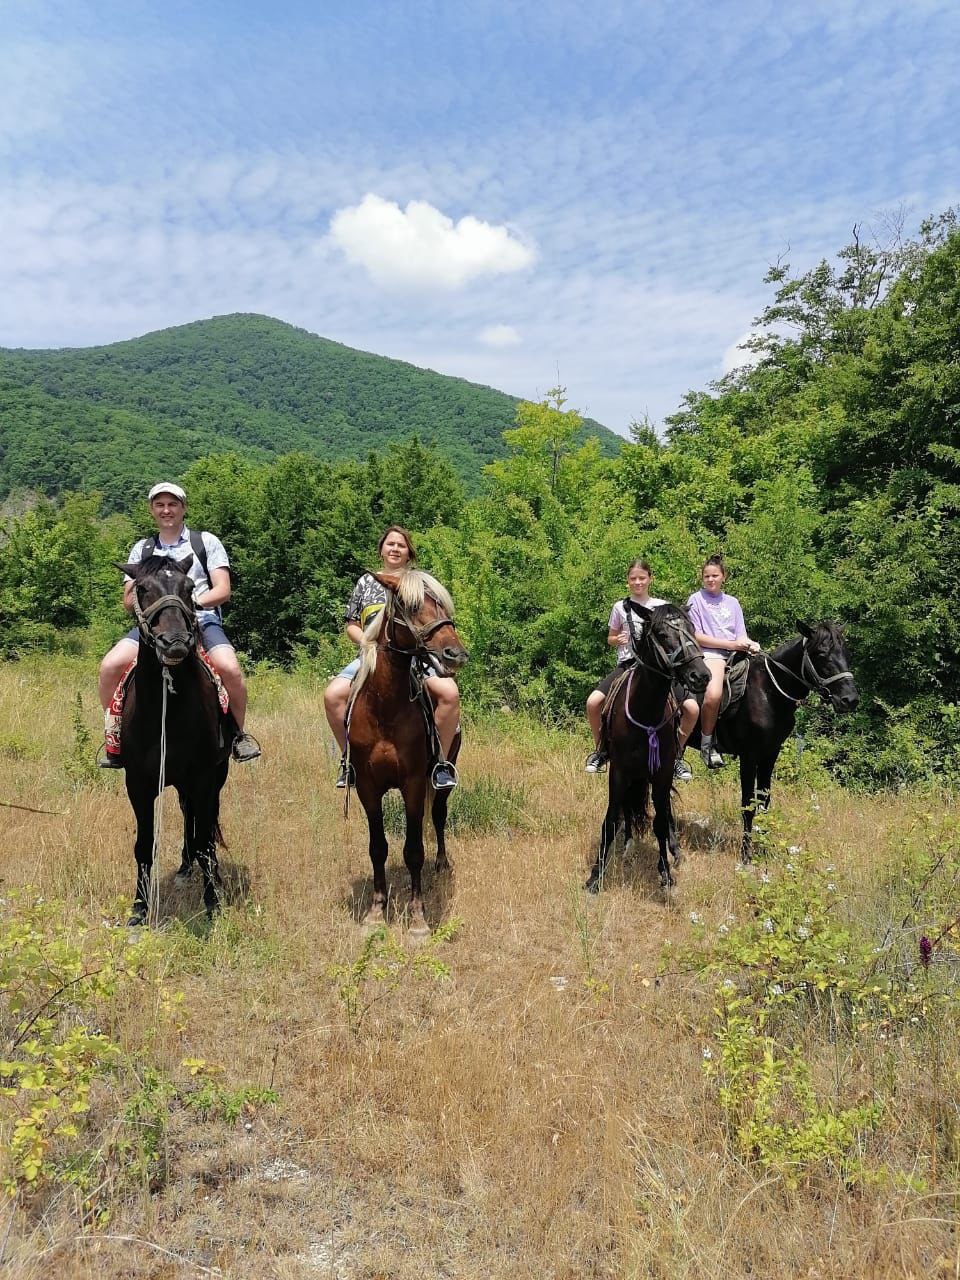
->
[[584, 875, 600, 895], [175, 863, 192, 881], [362, 907, 386, 929], [127, 913, 146, 929], [671, 848, 684, 869], [408, 920, 431, 942]]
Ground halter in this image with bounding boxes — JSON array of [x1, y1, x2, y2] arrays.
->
[[763, 637, 854, 705], [623, 604, 703, 683]]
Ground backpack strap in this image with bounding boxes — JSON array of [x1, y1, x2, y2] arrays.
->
[[137, 530, 211, 588]]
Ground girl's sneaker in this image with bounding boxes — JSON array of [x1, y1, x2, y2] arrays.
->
[[674, 755, 692, 782], [584, 750, 608, 773]]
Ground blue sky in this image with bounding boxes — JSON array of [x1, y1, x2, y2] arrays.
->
[[2, 0, 959, 434]]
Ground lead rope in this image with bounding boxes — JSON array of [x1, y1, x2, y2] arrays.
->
[[147, 666, 174, 928]]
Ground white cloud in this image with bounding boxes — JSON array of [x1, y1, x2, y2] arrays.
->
[[478, 323, 521, 347], [721, 329, 765, 375], [328, 193, 535, 289]]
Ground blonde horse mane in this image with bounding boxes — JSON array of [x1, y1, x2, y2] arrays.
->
[[352, 568, 454, 697]]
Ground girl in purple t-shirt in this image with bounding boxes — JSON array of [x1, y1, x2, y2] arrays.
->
[[685, 554, 759, 769]]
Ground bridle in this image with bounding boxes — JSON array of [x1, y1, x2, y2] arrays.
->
[[763, 636, 855, 706], [130, 576, 198, 659], [379, 591, 457, 675], [624, 606, 704, 683]]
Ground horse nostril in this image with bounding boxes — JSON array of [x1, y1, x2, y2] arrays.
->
[[443, 646, 468, 666]]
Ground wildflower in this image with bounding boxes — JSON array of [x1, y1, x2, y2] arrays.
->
[[718, 923, 729, 936], [702, 1047, 713, 1060], [786, 862, 795, 872], [811, 803, 821, 813], [722, 979, 736, 991], [769, 983, 784, 997], [827, 883, 836, 893], [787, 845, 801, 855], [763, 918, 774, 934], [825, 864, 835, 873], [797, 925, 809, 940], [689, 912, 702, 925], [760, 872, 770, 884], [919, 936, 933, 969]]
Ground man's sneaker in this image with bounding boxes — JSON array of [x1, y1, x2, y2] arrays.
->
[[674, 755, 693, 783], [431, 760, 459, 792], [700, 741, 724, 770], [584, 750, 608, 774], [335, 757, 355, 789], [232, 731, 262, 763]]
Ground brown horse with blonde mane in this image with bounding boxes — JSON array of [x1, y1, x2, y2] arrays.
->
[[346, 567, 468, 936]]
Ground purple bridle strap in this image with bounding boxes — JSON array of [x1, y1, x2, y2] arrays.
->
[[622, 666, 674, 774]]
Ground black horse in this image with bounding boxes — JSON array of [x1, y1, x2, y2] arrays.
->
[[117, 555, 234, 925], [686, 621, 858, 860], [586, 604, 709, 894]]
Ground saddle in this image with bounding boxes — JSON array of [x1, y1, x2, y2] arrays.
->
[[103, 648, 230, 759], [719, 652, 751, 717]]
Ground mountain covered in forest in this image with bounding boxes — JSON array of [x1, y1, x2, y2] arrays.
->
[[0, 313, 620, 510]]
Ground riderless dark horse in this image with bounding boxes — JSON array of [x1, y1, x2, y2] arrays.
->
[[586, 603, 709, 894], [685, 621, 858, 860], [117, 555, 234, 925], [346, 568, 468, 936]]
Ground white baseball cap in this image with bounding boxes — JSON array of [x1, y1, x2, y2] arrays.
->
[[148, 482, 186, 503]]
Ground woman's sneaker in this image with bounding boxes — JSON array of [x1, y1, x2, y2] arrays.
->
[[674, 755, 692, 783], [700, 739, 724, 770], [584, 750, 608, 774], [431, 760, 459, 792]]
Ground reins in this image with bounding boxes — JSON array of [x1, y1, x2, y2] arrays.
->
[[761, 638, 854, 705]]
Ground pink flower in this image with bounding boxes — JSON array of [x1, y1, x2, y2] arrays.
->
[[919, 936, 933, 969]]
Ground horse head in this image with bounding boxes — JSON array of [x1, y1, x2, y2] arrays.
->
[[374, 569, 468, 676], [797, 620, 859, 712], [632, 602, 709, 693], [118, 554, 198, 666]]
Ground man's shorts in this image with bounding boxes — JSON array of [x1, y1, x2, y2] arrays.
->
[[123, 621, 232, 651]]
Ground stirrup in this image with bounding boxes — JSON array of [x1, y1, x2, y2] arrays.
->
[[97, 745, 124, 770], [431, 759, 459, 791], [336, 757, 356, 789], [232, 731, 262, 762]]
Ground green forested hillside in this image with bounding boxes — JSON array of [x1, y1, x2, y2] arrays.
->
[[0, 314, 619, 508]]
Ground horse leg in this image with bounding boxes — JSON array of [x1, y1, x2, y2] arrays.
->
[[402, 778, 429, 937], [126, 775, 156, 927], [176, 794, 193, 879], [432, 789, 453, 873], [740, 756, 758, 863], [651, 781, 674, 890], [433, 730, 460, 872], [586, 780, 621, 893], [756, 757, 774, 817], [361, 792, 389, 927], [186, 784, 223, 919]]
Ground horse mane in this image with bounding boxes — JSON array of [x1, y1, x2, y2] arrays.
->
[[353, 568, 454, 695], [133, 554, 191, 583]]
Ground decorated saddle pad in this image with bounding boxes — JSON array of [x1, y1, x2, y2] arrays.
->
[[104, 649, 229, 757]]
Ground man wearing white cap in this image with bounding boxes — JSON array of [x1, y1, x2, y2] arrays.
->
[[97, 482, 261, 764]]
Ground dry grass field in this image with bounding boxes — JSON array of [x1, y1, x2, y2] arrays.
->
[[1, 655, 959, 1279]]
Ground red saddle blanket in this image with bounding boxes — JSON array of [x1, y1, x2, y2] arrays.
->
[[104, 649, 229, 757]]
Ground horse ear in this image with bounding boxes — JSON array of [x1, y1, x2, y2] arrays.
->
[[797, 620, 812, 639], [115, 562, 140, 578], [177, 554, 194, 574], [373, 571, 401, 592]]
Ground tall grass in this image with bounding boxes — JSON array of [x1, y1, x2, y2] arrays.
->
[[0, 654, 958, 1277]]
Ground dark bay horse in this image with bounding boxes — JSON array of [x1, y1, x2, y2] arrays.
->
[[117, 555, 233, 925], [346, 569, 468, 936], [686, 621, 858, 860], [586, 603, 709, 894]]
